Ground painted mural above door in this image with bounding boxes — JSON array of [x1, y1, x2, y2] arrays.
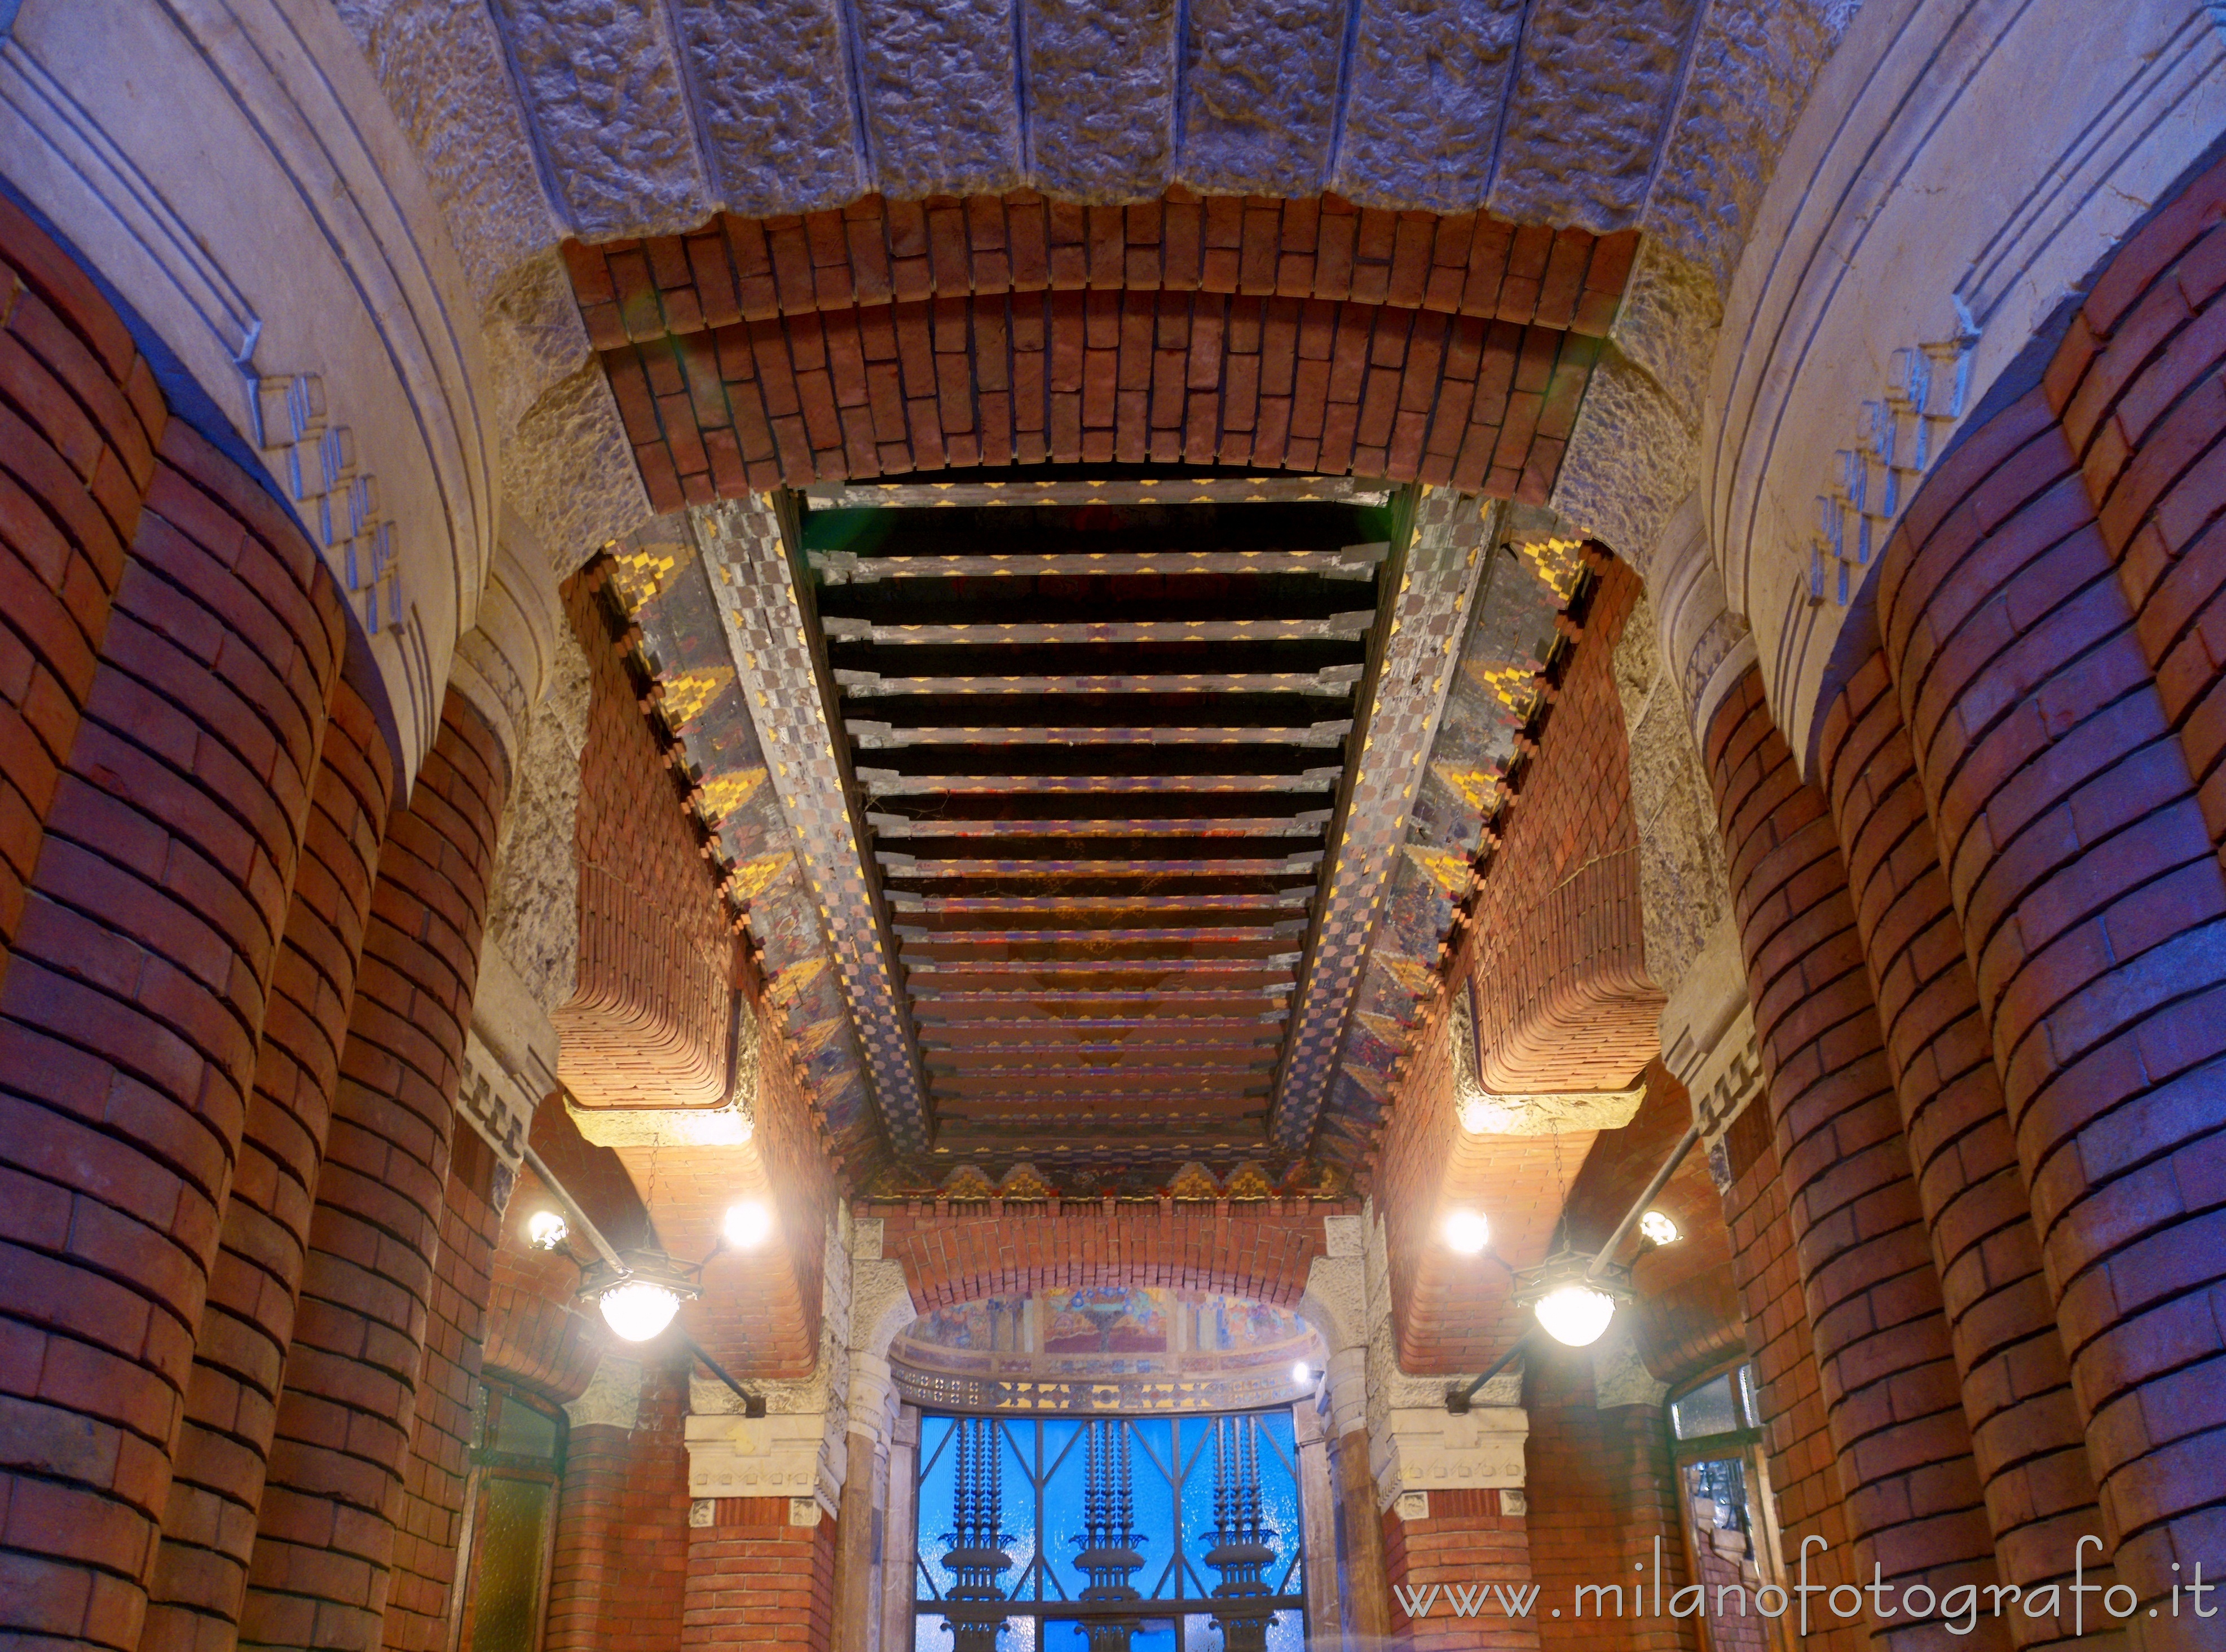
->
[[888, 1288, 1323, 1414]]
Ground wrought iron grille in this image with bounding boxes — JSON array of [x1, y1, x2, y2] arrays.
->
[[913, 1410, 1309, 1651]]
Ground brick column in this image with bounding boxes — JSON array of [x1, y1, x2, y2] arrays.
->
[[546, 1359, 690, 1652], [1716, 1103, 1861, 1652], [682, 1499, 836, 1651], [0, 195, 164, 987], [1702, 666, 2005, 1647], [1521, 1344, 1692, 1652], [1876, 376, 2226, 1638], [379, 1126, 504, 1652], [0, 400, 345, 1649], [544, 1424, 628, 1652], [1819, 652, 2119, 1650], [139, 681, 397, 1652], [1382, 1488, 1539, 1650], [237, 690, 509, 1652], [2044, 158, 2226, 858]]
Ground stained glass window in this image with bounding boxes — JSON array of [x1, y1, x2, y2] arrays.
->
[[913, 1410, 1309, 1651]]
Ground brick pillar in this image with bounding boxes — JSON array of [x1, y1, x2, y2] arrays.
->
[[548, 1359, 689, 1652], [1819, 651, 2119, 1650], [0, 195, 164, 987], [682, 1499, 837, 1651], [237, 690, 509, 1652], [1382, 1488, 1539, 1650], [0, 402, 345, 1649], [2045, 157, 2226, 857], [1702, 666, 2006, 1647], [1717, 1102, 1861, 1652], [543, 1424, 628, 1652], [139, 681, 397, 1652], [379, 1126, 503, 1652], [1522, 1350, 1694, 1652], [1875, 378, 2226, 1637]]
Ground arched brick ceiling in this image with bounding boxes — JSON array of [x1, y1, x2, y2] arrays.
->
[[563, 192, 1637, 504]]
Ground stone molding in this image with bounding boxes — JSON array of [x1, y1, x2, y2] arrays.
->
[[1369, 1405, 1529, 1512], [0, 0, 502, 783], [449, 516, 567, 770], [1591, 1323, 1669, 1409], [684, 1409, 838, 1509], [1704, 0, 2226, 769], [1657, 917, 1765, 1185], [565, 1356, 643, 1432], [1351, 1204, 1528, 1509]]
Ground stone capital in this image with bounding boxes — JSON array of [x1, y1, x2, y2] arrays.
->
[[1368, 1404, 1529, 1512], [564, 1356, 642, 1432], [685, 1410, 841, 1514]]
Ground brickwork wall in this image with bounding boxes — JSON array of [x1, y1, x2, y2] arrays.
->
[[566, 192, 1634, 500], [554, 571, 836, 1377], [681, 1498, 837, 1651], [2047, 156, 2226, 854], [1716, 1105, 1857, 1652], [1817, 652, 2114, 1650], [1703, 667, 2003, 1647], [0, 195, 163, 986], [0, 391, 345, 1648], [1874, 365, 2226, 1625], [546, 1362, 693, 1652], [1373, 557, 1661, 1376], [730, 989, 840, 1371], [558, 573, 732, 1111], [1382, 1487, 1540, 1651], [1466, 561, 1661, 1094], [143, 682, 397, 1652], [1521, 1353, 1696, 1652], [862, 1197, 1355, 1309], [378, 1127, 501, 1652], [241, 692, 509, 1652]]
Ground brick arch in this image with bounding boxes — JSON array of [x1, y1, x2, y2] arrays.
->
[[563, 191, 1637, 504], [861, 1197, 1357, 1315]]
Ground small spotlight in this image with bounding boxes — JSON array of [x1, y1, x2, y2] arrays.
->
[[527, 1210, 568, 1251], [1443, 1209, 1491, 1254], [1291, 1360, 1314, 1386], [1638, 1209, 1681, 1246], [722, 1200, 774, 1249]]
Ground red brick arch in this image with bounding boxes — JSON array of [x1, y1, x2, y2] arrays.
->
[[861, 1197, 1357, 1314], [563, 192, 1636, 503]]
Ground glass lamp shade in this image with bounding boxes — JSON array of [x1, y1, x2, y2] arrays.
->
[[1533, 1283, 1617, 1347], [1442, 1209, 1491, 1254], [722, 1200, 774, 1249], [598, 1279, 683, 1342]]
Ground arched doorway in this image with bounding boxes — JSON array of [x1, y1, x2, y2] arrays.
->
[[887, 1286, 1332, 1651]]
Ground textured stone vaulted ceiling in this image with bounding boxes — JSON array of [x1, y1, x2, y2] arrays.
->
[[471, 0, 1710, 237]]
